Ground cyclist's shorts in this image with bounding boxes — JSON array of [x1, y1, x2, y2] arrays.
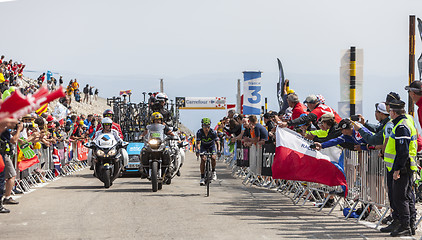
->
[[199, 145, 216, 154]]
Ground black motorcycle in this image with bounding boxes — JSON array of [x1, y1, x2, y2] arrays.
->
[[140, 124, 178, 192], [85, 133, 128, 188]]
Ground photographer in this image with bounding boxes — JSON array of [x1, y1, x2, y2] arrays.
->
[[2, 121, 24, 207]]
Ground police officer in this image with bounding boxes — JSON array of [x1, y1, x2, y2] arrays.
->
[[382, 99, 417, 236]]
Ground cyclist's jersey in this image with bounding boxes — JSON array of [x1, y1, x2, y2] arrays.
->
[[196, 128, 218, 149]]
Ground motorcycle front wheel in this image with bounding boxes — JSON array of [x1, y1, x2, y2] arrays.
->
[[151, 162, 158, 192], [104, 169, 111, 189]]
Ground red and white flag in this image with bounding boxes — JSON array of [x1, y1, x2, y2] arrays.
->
[[272, 127, 348, 195]]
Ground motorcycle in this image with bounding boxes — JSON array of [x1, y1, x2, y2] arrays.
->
[[84, 133, 129, 188], [140, 124, 178, 192]]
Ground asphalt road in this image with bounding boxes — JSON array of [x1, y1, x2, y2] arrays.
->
[[0, 152, 418, 240]]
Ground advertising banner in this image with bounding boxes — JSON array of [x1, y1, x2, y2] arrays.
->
[[243, 71, 262, 115], [77, 140, 89, 161], [176, 97, 226, 109]]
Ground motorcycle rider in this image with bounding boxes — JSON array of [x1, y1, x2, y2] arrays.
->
[[92, 118, 128, 175], [140, 112, 176, 183], [94, 118, 124, 142], [150, 93, 172, 126], [196, 118, 220, 186], [96, 109, 124, 139], [141, 112, 175, 138]]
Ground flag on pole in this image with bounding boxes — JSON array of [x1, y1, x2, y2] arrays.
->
[[272, 127, 348, 195], [52, 147, 61, 176]]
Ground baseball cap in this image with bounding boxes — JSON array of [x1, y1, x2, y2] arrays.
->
[[405, 81, 422, 93], [375, 102, 388, 114], [339, 119, 352, 130], [303, 95, 318, 104], [389, 99, 405, 110], [320, 112, 335, 121]]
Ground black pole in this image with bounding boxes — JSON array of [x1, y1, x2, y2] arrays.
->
[[350, 46, 356, 116]]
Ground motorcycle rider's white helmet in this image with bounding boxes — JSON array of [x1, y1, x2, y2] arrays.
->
[[102, 117, 113, 126], [156, 92, 168, 102]]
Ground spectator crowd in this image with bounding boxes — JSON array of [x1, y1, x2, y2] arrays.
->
[[0, 55, 102, 214]]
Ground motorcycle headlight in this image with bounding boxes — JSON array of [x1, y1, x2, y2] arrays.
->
[[96, 149, 105, 157], [148, 139, 161, 149], [108, 148, 117, 156]]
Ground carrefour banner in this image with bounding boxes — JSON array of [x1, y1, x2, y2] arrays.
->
[[243, 71, 262, 115], [176, 97, 226, 109]]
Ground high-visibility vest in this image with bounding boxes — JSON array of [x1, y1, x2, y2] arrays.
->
[[384, 117, 418, 172], [309, 129, 328, 138]]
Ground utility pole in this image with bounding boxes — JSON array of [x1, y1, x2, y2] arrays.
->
[[236, 79, 241, 113], [160, 78, 164, 93], [409, 15, 416, 116]]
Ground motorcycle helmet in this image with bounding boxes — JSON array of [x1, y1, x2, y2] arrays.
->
[[103, 109, 114, 118], [102, 117, 113, 127], [156, 92, 168, 102], [201, 118, 211, 126], [151, 112, 163, 122]]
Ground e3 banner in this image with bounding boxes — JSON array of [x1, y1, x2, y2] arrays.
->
[[243, 71, 262, 115]]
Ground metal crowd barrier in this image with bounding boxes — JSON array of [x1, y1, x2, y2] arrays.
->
[[221, 140, 403, 230], [13, 140, 88, 195]]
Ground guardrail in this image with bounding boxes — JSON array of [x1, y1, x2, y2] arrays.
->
[[220, 139, 415, 229], [13, 140, 89, 194]]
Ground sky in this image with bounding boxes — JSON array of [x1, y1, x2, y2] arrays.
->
[[2, 0, 422, 131]]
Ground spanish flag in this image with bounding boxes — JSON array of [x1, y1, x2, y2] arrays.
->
[[35, 103, 48, 116]]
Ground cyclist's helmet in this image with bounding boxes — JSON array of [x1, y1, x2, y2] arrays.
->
[[156, 92, 168, 102], [102, 117, 113, 127], [201, 118, 211, 126], [151, 112, 163, 122], [103, 109, 114, 118]]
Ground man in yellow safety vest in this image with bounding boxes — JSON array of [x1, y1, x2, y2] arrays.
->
[[382, 99, 417, 237]]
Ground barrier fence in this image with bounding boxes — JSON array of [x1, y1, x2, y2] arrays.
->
[[221, 139, 421, 230], [12, 140, 89, 195]]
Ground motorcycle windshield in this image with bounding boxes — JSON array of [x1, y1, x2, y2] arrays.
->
[[146, 124, 165, 140], [94, 133, 117, 148]]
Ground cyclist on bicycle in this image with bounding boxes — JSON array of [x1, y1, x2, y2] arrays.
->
[[196, 118, 220, 186]]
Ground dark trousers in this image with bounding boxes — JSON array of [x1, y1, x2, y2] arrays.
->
[[392, 170, 415, 227]]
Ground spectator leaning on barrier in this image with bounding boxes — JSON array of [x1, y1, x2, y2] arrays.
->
[[244, 115, 268, 145], [352, 102, 393, 147], [278, 94, 341, 129], [382, 99, 418, 237], [313, 118, 370, 151]]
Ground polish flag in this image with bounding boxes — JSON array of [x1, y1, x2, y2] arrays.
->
[[272, 127, 348, 195]]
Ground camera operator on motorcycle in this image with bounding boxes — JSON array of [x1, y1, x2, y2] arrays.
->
[[196, 118, 221, 186], [149, 93, 173, 127], [96, 109, 124, 139]]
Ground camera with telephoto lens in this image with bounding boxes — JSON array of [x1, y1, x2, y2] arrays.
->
[[350, 115, 360, 121]]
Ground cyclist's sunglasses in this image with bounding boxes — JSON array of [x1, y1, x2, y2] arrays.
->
[[202, 124, 210, 128], [103, 123, 112, 126], [104, 114, 113, 117]]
